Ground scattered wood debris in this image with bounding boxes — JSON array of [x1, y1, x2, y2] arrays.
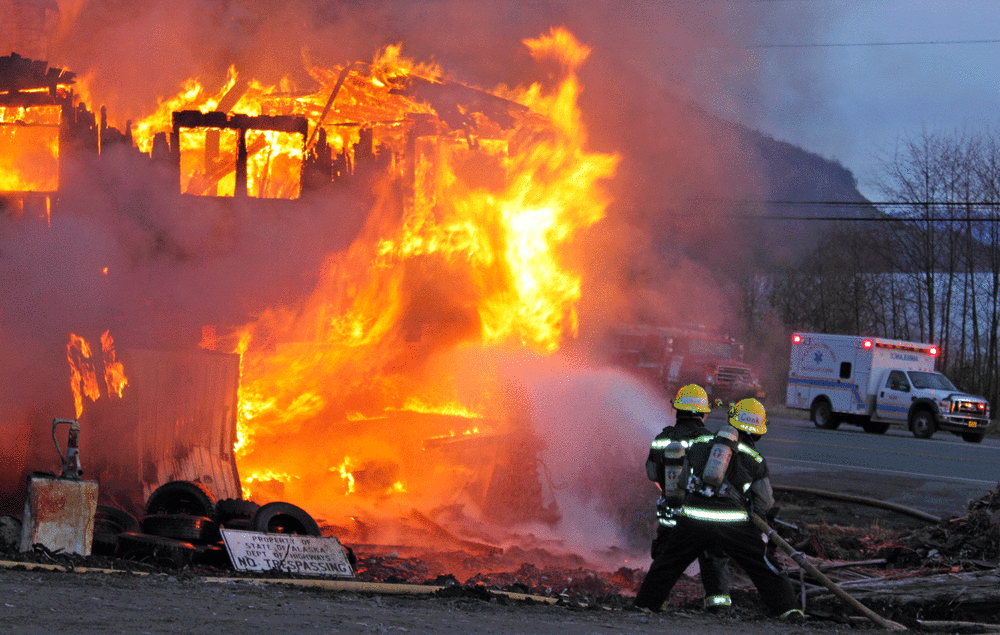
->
[[3, 483, 1000, 627], [762, 483, 1000, 626]]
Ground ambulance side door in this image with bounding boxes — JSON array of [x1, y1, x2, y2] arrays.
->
[[874, 370, 911, 422], [845, 357, 869, 415]]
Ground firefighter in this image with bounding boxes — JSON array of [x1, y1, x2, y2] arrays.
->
[[645, 384, 732, 610], [634, 398, 803, 620]]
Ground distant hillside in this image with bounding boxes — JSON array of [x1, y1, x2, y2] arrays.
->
[[746, 128, 883, 269], [600, 90, 884, 274], [752, 130, 873, 213]]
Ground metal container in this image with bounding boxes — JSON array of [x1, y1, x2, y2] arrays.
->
[[19, 474, 98, 556]]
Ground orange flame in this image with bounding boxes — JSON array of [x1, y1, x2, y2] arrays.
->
[[333, 457, 356, 495], [172, 29, 617, 524], [66, 334, 100, 419], [0, 105, 61, 192], [66, 331, 128, 418], [241, 469, 297, 500], [100, 330, 128, 398], [132, 66, 238, 153]]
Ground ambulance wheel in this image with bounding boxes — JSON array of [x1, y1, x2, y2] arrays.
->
[[862, 420, 890, 435], [911, 410, 935, 439], [811, 399, 840, 430], [962, 431, 985, 443]]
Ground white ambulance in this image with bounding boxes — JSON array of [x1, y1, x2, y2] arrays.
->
[[785, 332, 991, 443]]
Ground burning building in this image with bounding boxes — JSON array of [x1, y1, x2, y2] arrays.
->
[[0, 0, 883, 570], [0, 26, 665, 561]]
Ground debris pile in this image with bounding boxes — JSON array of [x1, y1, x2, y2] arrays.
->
[[775, 485, 1000, 570], [348, 546, 649, 606], [760, 484, 1000, 627], [885, 488, 1000, 567]]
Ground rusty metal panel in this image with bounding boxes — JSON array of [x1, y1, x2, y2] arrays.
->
[[20, 475, 98, 556], [120, 349, 242, 509]]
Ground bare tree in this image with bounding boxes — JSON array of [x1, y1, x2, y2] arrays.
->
[[874, 129, 949, 346], [969, 131, 1000, 406], [754, 126, 1000, 409]]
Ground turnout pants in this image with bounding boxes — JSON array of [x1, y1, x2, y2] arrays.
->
[[652, 528, 730, 601], [635, 516, 797, 616]]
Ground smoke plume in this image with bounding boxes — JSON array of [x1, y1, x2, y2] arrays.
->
[[1, 0, 767, 564]]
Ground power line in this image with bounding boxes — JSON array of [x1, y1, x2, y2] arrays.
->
[[745, 39, 1000, 49], [689, 198, 1000, 207], [680, 199, 1000, 221], [727, 215, 1000, 222]]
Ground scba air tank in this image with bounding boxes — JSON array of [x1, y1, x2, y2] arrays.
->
[[702, 425, 739, 489], [661, 441, 686, 504]]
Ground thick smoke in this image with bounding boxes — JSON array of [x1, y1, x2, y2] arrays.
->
[[508, 352, 674, 561], [38, 0, 768, 330], [1, 0, 768, 561]]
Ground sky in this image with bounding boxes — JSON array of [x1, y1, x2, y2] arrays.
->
[[719, 0, 1000, 202]]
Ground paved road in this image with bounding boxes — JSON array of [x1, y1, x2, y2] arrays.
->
[[744, 413, 1000, 518]]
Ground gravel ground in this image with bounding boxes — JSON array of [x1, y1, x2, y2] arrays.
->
[[1, 486, 982, 634], [0, 567, 868, 635]]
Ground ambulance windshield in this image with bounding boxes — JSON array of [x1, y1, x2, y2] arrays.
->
[[909, 371, 957, 391]]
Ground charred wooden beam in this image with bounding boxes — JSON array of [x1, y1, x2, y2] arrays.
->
[[172, 111, 308, 136], [215, 79, 248, 114], [395, 76, 529, 131], [808, 570, 1000, 605], [171, 111, 309, 195], [0, 53, 75, 94]]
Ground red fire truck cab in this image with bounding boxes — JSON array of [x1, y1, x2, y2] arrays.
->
[[608, 324, 766, 407]]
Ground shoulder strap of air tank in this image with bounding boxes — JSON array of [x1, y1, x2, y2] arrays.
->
[[736, 442, 763, 463], [714, 436, 739, 452]]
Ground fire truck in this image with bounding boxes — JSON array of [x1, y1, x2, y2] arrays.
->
[[608, 324, 765, 407], [786, 332, 991, 443]]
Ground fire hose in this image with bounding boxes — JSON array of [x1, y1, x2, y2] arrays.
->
[[750, 513, 907, 631], [773, 485, 941, 524]]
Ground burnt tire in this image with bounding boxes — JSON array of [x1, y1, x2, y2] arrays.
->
[[252, 502, 322, 537], [141, 514, 220, 545], [144, 481, 217, 518], [91, 532, 119, 557], [962, 431, 985, 443], [92, 505, 140, 557], [911, 410, 936, 439], [215, 498, 260, 527], [94, 505, 140, 535], [193, 544, 231, 569], [811, 399, 840, 430], [221, 517, 253, 531], [117, 532, 196, 569]]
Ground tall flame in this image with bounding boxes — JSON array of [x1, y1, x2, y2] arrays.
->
[[66, 331, 128, 418], [67, 334, 100, 418], [156, 28, 617, 525], [100, 330, 128, 398]]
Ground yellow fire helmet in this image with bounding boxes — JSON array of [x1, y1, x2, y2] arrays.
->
[[728, 398, 767, 435], [673, 384, 711, 414]]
